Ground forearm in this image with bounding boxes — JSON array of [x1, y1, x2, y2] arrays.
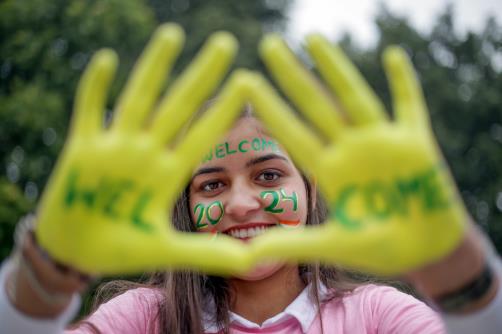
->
[[6, 241, 71, 317], [0, 258, 81, 333], [407, 225, 499, 312], [0, 217, 90, 331], [442, 261, 502, 334], [407, 224, 502, 333]]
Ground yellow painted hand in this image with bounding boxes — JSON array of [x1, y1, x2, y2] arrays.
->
[[248, 34, 468, 275], [35, 24, 253, 275]]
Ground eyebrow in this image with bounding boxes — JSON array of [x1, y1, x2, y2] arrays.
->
[[192, 166, 226, 178], [192, 154, 289, 179], [245, 153, 288, 168]]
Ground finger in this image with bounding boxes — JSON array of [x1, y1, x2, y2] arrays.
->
[[173, 69, 249, 172], [113, 24, 185, 133], [72, 49, 117, 138], [259, 34, 345, 142], [306, 34, 387, 126], [383, 46, 429, 129], [166, 233, 253, 274], [247, 72, 325, 175], [250, 226, 338, 264], [251, 223, 404, 276], [110, 225, 253, 274], [150, 32, 238, 145], [318, 223, 418, 276]]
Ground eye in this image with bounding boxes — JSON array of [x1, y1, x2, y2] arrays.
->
[[256, 170, 282, 183], [201, 180, 225, 192]]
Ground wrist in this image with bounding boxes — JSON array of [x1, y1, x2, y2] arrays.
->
[[432, 261, 499, 314], [5, 256, 71, 318], [406, 225, 499, 313], [5, 215, 92, 318]]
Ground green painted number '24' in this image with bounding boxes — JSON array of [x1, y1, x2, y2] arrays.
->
[[261, 188, 298, 213]]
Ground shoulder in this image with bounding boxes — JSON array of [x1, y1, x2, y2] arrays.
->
[[351, 283, 422, 305], [102, 287, 163, 311], [321, 284, 445, 334], [111, 286, 163, 304], [324, 284, 426, 309], [92, 287, 163, 318], [67, 287, 163, 334]]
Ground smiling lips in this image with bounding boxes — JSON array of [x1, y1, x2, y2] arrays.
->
[[224, 223, 273, 239], [227, 225, 269, 238], [223, 220, 301, 239]]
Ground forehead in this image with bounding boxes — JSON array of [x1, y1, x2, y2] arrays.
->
[[225, 117, 267, 141]]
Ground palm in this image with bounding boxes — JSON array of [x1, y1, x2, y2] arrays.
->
[[45, 136, 177, 248], [318, 125, 436, 200], [318, 125, 462, 271]]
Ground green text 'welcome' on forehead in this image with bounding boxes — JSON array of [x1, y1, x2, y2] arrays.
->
[[203, 137, 280, 162]]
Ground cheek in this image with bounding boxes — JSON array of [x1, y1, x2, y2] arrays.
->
[[190, 199, 225, 232], [260, 186, 308, 228]]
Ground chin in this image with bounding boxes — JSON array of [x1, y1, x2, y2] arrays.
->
[[233, 261, 285, 281]]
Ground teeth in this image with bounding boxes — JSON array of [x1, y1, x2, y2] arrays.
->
[[228, 226, 269, 238]]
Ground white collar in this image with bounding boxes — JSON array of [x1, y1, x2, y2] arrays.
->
[[202, 282, 330, 333]]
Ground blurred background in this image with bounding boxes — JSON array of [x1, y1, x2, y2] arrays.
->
[[1, 0, 501, 290]]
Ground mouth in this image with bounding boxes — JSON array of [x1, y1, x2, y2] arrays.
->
[[222, 220, 301, 240], [223, 223, 276, 240]]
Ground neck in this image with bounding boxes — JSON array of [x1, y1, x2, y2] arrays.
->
[[229, 265, 305, 325]]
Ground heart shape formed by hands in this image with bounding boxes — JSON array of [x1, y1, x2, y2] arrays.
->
[[35, 23, 469, 277]]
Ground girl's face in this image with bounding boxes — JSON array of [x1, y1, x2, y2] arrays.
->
[[189, 117, 309, 280]]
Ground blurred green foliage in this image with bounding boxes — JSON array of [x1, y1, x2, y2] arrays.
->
[[0, 0, 501, 272], [147, 0, 290, 70], [0, 0, 157, 254]]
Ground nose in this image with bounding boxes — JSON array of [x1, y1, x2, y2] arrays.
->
[[224, 179, 262, 219]]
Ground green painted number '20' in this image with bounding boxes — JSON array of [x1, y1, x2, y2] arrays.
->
[[194, 201, 224, 229]]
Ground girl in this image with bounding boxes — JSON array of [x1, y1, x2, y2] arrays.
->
[[1, 25, 500, 334], [6, 110, 446, 333]]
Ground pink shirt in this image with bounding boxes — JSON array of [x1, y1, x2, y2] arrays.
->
[[66, 284, 445, 333]]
